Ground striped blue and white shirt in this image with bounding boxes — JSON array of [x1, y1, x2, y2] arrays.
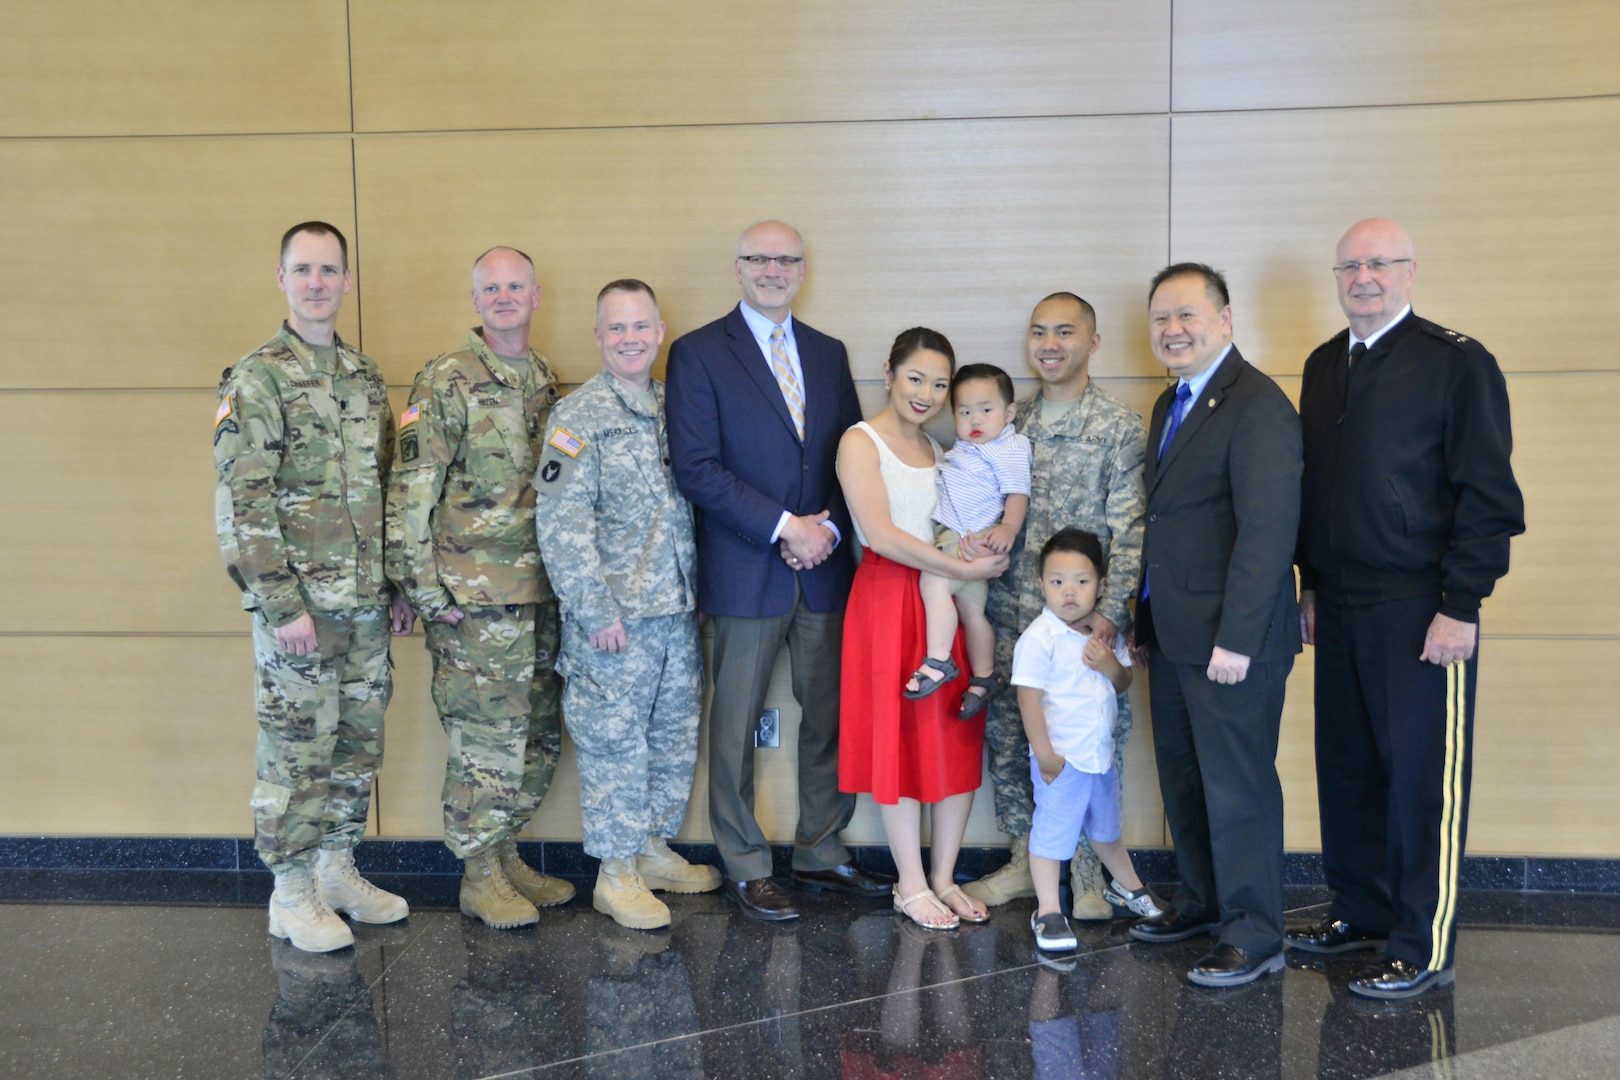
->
[[933, 425, 1033, 535]]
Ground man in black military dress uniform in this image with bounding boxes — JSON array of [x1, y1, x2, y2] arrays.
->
[[1289, 219, 1525, 1000]]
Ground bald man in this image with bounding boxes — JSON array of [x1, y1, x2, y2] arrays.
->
[[386, 246, 573, 929], [1288, 220, 1524, 999]]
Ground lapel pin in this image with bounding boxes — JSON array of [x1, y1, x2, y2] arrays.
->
[[1208, 398, 1216, 408]]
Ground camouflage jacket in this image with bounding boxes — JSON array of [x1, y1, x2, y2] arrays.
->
[[533, 372, 697, 633], [986, 382, 1147, 634], [214, 323, 394, 626], [384, 329, 560, 618]]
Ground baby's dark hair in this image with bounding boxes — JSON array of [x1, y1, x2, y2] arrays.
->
[[951, 363, 1015, 407], [1039, 527, 1105, 577]]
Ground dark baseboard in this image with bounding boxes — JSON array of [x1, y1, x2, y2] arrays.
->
[[0, 836, 1617, 894]]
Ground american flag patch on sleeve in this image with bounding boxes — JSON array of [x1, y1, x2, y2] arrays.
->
[[548, 428, 585, 457], [400, 403, 421, 427]]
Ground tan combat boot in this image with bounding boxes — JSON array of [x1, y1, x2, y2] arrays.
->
[[316, 847, 409, 924], [268, 865, 355, 953], [1070, 848, 1113, 921], [962, 833, 1036, 906], [635, 835, 722, 894], [593, 857, 671, 930], [496, 836, 575, 907], [460, 846, 540, 929]]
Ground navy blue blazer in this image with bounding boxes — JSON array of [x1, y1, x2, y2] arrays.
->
[[666, 306, 863, 618]]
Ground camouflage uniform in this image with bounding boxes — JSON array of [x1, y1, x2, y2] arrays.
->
[[533, 371, 701, 861], [384, 328, 563, 859], [214, 323, 396, 871], [984, 386, 1147, 844]]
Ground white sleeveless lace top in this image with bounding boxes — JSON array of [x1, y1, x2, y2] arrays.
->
[[849, 421, 942, 547]]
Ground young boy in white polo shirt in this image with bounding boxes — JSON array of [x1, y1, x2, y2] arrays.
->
[[1012, 528, 1162, 952]]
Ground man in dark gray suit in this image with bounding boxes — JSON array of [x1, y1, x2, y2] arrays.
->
[[1127, 263, 1302, 988]]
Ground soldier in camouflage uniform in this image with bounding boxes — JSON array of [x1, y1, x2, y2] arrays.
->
[[534, 280, 719, 931], [385, 246, 575, 929], [214, 222, 414, 954], [963, 293, 1148, 920]]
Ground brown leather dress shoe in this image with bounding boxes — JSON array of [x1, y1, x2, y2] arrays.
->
[[789, 861, 897, 898], [723, 878, 801, 921]]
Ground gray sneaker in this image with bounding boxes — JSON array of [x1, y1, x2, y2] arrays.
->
[[1031, 911, 1078, 952], [1103, 880, 1164, 918]]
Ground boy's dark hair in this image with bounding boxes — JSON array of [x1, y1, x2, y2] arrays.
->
[[951, 363, 1015, 407], [1039, 527, 1105, 577]]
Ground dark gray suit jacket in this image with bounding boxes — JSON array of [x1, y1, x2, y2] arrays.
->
[[1139, 347, 1303, 667]]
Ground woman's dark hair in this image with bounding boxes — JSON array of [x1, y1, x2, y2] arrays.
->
[[887, 327, 956, 375]]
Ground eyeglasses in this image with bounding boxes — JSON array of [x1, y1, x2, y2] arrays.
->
[[1332, 258, 1412, 278], [737, 255, 804, 269]]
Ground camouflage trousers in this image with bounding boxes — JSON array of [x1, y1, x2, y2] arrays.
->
[[559, 612, 702, 860], [250, 605, 392, 871], [985, 617, 1134, 865], [425, 601, 563, 859]]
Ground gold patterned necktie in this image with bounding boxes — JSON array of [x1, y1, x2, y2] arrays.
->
[[770, 325, 806, 440]]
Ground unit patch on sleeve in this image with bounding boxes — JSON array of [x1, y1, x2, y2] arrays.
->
[[400, 430, 420, 464]]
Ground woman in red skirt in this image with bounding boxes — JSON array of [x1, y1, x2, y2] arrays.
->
[[836, 328, 1009, 930]]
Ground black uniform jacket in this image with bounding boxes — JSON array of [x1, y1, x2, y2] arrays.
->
[[1296, 311, 1525, 622]]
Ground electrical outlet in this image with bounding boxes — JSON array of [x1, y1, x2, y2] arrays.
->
[[754, 708, 781, 748]]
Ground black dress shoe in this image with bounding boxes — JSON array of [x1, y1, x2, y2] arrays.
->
[[1128, 908, 1219, 943], [1187, 943, 1285, 987], [1348, 955, 1454, 1000], [1284, 914, 1388, 954], [789, 861, 897, 897], [723, 878, 801, 922]]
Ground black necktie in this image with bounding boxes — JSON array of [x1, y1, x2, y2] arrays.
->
[[1341, 342, 1367, 420]]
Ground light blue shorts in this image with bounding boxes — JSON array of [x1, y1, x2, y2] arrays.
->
[[1028, 758, 1122, 860]]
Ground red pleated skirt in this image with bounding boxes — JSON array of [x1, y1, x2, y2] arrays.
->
[[839, 548, 986, 804]]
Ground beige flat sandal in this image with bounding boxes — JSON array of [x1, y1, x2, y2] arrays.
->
[[936, 883, 990, 924], [892, 886, 959, 930]]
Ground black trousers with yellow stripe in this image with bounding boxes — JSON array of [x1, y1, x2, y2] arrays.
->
[[1314, 593, 1476, 972]]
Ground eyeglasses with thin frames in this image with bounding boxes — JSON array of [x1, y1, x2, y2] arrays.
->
[[737, 255, 804, 269], [1332, 258, 1412, 278]]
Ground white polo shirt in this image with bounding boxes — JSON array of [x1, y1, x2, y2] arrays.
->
[[1010, 608, 1132, 774]]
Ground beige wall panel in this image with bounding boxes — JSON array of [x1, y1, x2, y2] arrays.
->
[[354, 117, 1170, 388], [0, 388, 412, 634], [0, 138, 358, 390], [0, 637, 255, 835], [1459, 640, 1619, 857], [350, 1, 1167, 132], [1488, 374, 1620, 636], [1173, 1, 1620, 112], [1169, 98, 1620, 375], [0, 2, 351, 137]]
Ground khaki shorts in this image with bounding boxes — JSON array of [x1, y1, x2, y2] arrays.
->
[[934, 525, 989, 609]]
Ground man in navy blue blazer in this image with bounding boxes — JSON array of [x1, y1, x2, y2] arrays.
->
[[666, 220, 893, 920]]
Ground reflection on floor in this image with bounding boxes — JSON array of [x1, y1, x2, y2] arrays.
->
[[1, 872, 1617, 1079]]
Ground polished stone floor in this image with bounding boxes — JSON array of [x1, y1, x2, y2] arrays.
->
[[2, 871, 1618, 1079]]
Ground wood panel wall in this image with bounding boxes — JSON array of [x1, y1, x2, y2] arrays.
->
[[1, 1, 1614, 858]]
